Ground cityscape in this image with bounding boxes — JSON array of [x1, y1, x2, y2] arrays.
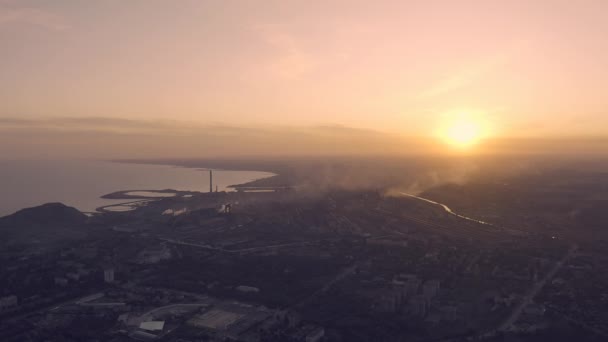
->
[[2, 1, 608, 341], [1, 158, 608, 341]]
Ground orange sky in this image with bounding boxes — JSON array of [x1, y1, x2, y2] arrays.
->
[[1, 0, 608, 157]]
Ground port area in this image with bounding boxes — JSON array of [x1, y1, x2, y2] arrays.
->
[[97, 190, 198, 213]]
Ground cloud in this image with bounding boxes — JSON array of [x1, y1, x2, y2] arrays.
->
[[0, 117, 175, 134], [420, 73, 472, 99], [252, 24, 317, 80], [3, 116, 606, 159], [0, 116, 438, 159], [418, 40, 529, 99], [419, 54, 510, 99], [0, 117, 397, 141], [0, 4, 70, 31]]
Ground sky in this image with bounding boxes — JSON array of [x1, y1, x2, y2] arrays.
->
[[1, 0, 608, 158]]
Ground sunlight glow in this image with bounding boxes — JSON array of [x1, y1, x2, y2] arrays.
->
[[445, 120, 481, 147], [438, 111, 488, 149]]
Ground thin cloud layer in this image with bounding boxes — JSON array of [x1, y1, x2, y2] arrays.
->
[[0, 3, 69, 31], [0, 116, 439, 159], [1, 116, 607, 159]]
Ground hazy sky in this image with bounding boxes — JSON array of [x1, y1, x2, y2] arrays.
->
[[1, 0, 608, 157]]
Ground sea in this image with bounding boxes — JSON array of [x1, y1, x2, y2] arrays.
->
[[0, 160, 273, 217]]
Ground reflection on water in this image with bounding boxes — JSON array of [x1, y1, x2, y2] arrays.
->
[[0, 160, 273, 216], [125, 191, 177, 198], [400, 192, 493, 226], [103, 205, 140, 212]]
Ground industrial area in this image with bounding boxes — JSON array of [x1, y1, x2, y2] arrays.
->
[[1, 161, 608, 342]]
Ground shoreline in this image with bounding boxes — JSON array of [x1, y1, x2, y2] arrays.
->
[[92, 161, 279, 214], [0, 161, 278, 218]]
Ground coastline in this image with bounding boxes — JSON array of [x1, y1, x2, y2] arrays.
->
[[0, 160, 277, 218], [112, 159, 284, 190]]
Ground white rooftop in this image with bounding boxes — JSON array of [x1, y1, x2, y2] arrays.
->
[[139, 321, 165, 331]]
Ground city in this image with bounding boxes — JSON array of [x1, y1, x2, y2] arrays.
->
[[2, 1, 608, 341], [1, 159, 607, 341]]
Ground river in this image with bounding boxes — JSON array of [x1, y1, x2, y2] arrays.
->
[[400, 192, 493, 226]]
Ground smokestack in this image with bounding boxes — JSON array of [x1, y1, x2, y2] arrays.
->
[[209, 170, 213, 193]]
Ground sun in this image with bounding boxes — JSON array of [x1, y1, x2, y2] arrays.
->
[[438, 111, 488, 149], [444, 120, 481, 147]]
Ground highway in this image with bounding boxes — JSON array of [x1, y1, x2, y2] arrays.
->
[[478, 243, 578, 339], [160, 237, 313, 254], [293, 260, 363, 309]]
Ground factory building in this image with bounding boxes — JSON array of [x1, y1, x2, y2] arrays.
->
[[104, 267, 115, 283]]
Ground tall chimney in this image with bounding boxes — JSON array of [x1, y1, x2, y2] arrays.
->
[[209, 170, 213, 193]]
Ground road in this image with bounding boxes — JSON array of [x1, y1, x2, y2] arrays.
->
[[293, 260, 363, 309], [479, 243, 578, 338], [3, 291, 104, 323], [160, 237, 312, 254]]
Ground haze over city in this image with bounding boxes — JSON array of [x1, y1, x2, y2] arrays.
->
[[2, 2, 608, 342]]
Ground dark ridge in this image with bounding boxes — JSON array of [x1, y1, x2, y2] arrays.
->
[[0, 202, 87, 226]]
